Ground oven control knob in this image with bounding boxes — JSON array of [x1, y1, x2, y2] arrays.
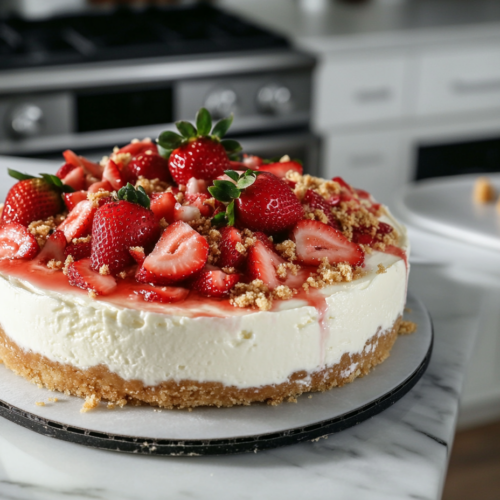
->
[[257, 84, 293, 115], [204, 89, 237, 119], [9, 104, 44, 138]]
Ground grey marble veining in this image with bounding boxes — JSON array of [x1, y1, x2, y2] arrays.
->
[[0, 263, 483, 500]]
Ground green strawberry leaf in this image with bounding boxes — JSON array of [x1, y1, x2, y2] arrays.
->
[[196, 108, 212, 137], [8, 169, 35, 181], [226, 200, 236, 226], [157, 131, 183, 150], [176, 120, 197, 139], [212, 114, 233, 139], [157, 144, 172, 160], [223, 170, 240, 182], [117, 183, 150, 209], [212, 179, 240, 199], [211, 211, 227, 228], [236, 173, 257, 190], [221, 139, 242, 154], [208, 185, 233, 203]]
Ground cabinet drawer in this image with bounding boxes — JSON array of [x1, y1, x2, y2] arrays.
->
[[314, 56, 408, 129], [416, 46, 500, 116], [323, 131, 403, 204]]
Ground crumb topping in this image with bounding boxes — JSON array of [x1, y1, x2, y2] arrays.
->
[[303, 259, 353, 291], [135, 176, 170, 195], [62, 255, 74, 276], [72, 235, 92, 244], [99, 264, 110, 276], [28, 214, 67, 248], [80, 394, 100, 413], [88, 190, 111, 208]]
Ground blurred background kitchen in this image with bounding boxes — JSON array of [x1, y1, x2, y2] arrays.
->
[[0, 0, 499, 498]]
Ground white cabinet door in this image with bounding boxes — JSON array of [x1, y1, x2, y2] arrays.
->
[[416, 44, 500, 116], [314, 55, 409, 129], [323, 130, 404, 204]]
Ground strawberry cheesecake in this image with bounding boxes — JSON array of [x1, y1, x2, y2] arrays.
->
[[0, 109, 409, 409]]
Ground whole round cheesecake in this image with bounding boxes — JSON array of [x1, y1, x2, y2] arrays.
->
[[0, 110, 409, 409]]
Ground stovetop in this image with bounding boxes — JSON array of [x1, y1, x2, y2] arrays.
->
[[0, 4, 289, 71]]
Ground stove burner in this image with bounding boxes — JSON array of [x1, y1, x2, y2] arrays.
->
[[0, 4, 289, 71]]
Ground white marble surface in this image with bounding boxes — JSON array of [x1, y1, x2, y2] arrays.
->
[[0, 262, 485, 500]]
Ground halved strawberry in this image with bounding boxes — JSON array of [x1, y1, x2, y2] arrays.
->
[[133, 285, 189, 304], [186, 177, 208, 195], [184, 193, 213, 217], [102, 160, 125, 191], [191, 265, 240, 298], [150, 192, 176, 223], [64, 191, 88, 211], [56, 162, 76, 180], [254, 231, 275, 251], [0, 222, 39, 260], [64, 238, 91, 261], [67, 257, 117, 295], [61, 166, 86, 191], [63, 150, 103, 179], [292, 220, 364, 266], [332, 176, 353, 193], [137, 221, 208, 285], [247, 240, 286, 290], [129, 246, 146, 265], [218, 226, 245, 269], [116, 139, 158, 157], [58, 200, 96, 243], [37, 230, 66, 263], [242, 155, 263, 169], [254, 160, 303, 179], [88, 180, 113, 194], [378, 222, 393, 234], [303, 189, 339, 229]]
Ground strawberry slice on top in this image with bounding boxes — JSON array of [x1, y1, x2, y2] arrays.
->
[[137, 220, 209, 285], [253, 157, 303, 179], [191, 265, 240, 298], [247, 240, 287, 290], [292, 220, 364, 266], [0, 222, 39, 260], [157, 108, 241, 185], [67, 257, 117, 296], [58, 199, 96, 243]]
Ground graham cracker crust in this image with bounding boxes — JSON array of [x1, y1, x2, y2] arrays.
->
[[0, 316, 402, 409]]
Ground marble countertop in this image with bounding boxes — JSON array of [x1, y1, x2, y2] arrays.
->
[[0, 261, 485, 500]]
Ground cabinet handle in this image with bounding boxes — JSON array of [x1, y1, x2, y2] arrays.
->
[[354, 87, 392, 103], [452, 78, 500, 94]]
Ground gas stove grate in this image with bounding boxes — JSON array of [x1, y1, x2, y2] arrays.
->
[[0, 4, 289, 71]]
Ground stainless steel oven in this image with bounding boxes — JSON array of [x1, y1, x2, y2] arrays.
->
[[0, 4, 319, 172]]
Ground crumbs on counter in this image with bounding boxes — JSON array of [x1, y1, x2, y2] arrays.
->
[[473, 177, 496, 204], [35, 401, 45, 406], [80, 394, 100, 413], [399, 320, 417, 335]]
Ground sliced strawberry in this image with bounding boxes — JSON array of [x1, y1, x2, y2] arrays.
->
[[0, 222, 39, 260], [64, 191, 88, 211], [133, 285, 189, 304], [37, 230, 66, 264], [102, 160, 125, 191], [62, 166, 86, 191], [64, 238, 91, 261], [58, 200, 96, 243], [332, 176, 353, 193], [88, 180, 113, 194], [218, 226, 245, 269], [67, 257, 117, 295], [117, 139, 158, 157], [137, 221, 208, 285], [242, 155, 263, 168], [247, 240, 286, 290], [63, 150, 102, 179], [254, 231, 275, 251], [352, 230, 374, 246], [186, 177, 208, 195], [173, 203, 201, 222], [56, 162, 77, 179], [303, 189, 339, 229], [292, 220, 364, 266], [129, 246, 146, 265], [327, 194, 341, 207], [254, 160, 303, 179], [150, 192, 176, 223], [235, 172, 303, 235], [126, 153, 170, 183], [191, 266, 240, 298], [378, 222, 393, 234], [355, 188, 370, 199], [184, 193, 212, 217]]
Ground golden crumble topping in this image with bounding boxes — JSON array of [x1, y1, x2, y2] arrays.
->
[[99, 264, 110, 276], [47, 259, 63, 271], [135, 176, 170, 195], [303, 259, 353, 291], [473, 177, 496, 204], [72, 235, 91, 244], [230, 280, 272, 311], [28, 214, 67, 248], [62, 255, 74, 276], [88, 190, 111, 208], [275, 239, 297, 262]]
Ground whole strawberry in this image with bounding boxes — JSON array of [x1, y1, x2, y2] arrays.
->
[[91, 184, 160, 275], [236, 172, 303, 234], [126, 153, 171, 183], [157, 108, 241, 185], [2, 170, 71, 226]]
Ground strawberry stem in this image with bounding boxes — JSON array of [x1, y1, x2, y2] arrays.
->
[[117, 183, 150, 209], [8, 169, 74, 193]]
